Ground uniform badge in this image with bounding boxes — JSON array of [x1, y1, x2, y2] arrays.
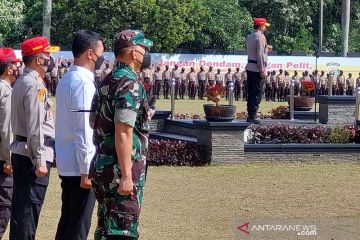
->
[[37, 88, 46, 102]]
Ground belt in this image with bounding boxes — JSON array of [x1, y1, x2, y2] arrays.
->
[[248, 59, 257, 64], [15, 135, 55, 147]]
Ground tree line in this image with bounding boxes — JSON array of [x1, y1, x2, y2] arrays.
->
[[1, 0, 360, 54]]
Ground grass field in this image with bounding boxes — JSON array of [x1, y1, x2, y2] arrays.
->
[[155, 98, 286, 114], [4, 163, 360, 240]]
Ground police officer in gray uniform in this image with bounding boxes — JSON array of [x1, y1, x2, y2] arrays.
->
[[10, 36, 58, 240], [245, 18, 270, 123], [0, 48, 21, 238], [162, 65, 171, 99]]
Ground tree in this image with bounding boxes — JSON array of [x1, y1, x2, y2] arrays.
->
[[0, 0, 25, 47], [42, 0, 52, 40]]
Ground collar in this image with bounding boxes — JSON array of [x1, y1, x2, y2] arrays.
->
[[0, 78, 12, 88], [23, 67, 41, 78], [115, 62, 137, 79], [69, 65, 95, 82]]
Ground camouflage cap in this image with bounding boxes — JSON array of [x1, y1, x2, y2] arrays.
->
[[114, 30, 153, 50]]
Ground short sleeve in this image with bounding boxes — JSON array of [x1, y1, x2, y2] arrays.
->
[[114, 79, 141, 127]]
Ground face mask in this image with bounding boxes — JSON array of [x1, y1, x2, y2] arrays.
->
[[47, 56, 56, 73], [92, 52, 105, 71], [136, 50, 151, 71], [12, 68, 19, 78], [40, 56, 55, 73], [95, 55, 105, 71]]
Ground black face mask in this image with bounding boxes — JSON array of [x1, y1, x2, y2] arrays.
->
[[95, 55, 105, 71], [136, 50, 151, 71], [12, 68, 19, 78], [42, 56, 55, 73]]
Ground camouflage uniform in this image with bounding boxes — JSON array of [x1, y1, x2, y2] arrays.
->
[[89, 62, 150, 239]]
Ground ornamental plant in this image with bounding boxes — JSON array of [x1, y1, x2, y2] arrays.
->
[[205, 85, 226, 106]]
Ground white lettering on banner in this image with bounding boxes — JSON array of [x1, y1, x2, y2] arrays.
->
[[14, 50, 360, 74]]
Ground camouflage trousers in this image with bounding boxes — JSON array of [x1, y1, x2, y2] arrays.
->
[[92, 177, 144, 240]]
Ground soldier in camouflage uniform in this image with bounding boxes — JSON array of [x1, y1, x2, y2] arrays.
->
[[89, 30, 154, 240]]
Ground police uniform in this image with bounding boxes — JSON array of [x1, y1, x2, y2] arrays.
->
[[270, 72, 277, 101], [241, 71, 248, 101], [245, 18, 269, 121], [319, 74, 327, 95], [142, 67, 152, 96], [292, 73, 300, 96], [225, 71, 233, 100], [264, 73, 271, 101], [197, 69, 206, 99], [276, 72, 285, 101], [337, 73, 345, 95], [162, 68, 171, 99], [0, 48, 21, 238], [89, 30, 153, 240], [179, 70, 187, 99], [215, 71, 224, 87], [346, 76, 354, 95], [356, 74, 360, 88], [49, 65, 58, 96], [206, 69, 215, 87], [171, 67, 180, 99], [233, 70, 242, 101], [187, 70, 197, 99], [10, 37, 58, 240], [283, 74, 291, 100], [152, 69, 162, 99]]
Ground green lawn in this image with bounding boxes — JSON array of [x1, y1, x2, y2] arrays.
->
[[155, 99, 286, 114], [4, 163, 360, 240]]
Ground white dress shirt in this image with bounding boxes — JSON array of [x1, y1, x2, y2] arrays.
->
[[55, 65, 96, 176]]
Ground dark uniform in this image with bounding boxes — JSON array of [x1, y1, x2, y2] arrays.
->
[[89, 30, 153, 240]]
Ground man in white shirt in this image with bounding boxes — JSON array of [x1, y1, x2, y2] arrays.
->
[[55, 30, 104, 240]]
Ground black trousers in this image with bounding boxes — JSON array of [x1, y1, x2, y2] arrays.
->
[[198, 80, 206, 99], [0, 161, 13, 239], [234, 81, 241, 101], [10, 154, 51, 240], [163, 80, 170, 99], [153, 80, 162, 98], [265, 84, 271, 101], [246, 70, 264, 118], [55, 176, 95, 240], [188, 82, 196, 99]]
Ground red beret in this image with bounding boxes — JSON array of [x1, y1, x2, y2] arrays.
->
[[0, 48, 22, 63], [20, 36, 60, 57], [253, 18, 270, 27]]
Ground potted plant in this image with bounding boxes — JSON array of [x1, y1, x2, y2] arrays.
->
[[203, 85, 237, 122], [288, 79, 315, 111]]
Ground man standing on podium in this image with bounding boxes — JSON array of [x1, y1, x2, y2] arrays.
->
[[245, 18, 270, 123]]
